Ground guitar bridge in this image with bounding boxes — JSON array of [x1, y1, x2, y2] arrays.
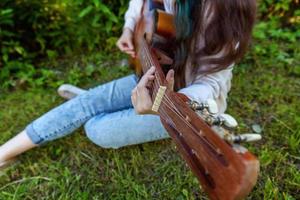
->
[[152, 86, 167, 112]]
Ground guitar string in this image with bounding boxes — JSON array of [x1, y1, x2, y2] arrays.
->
[[140, 40, 176, 104], [140, 43, 196, 131], [141, 39, 163, 86], [141, 61, 221, 158], [141, 41, 186, 119], [159, 99, 222, 157], [140, 40, 221, 155], [156, 99, 222, 161], [137, 45, 186, 132], [140, 38, 204, 134], [140, 42, 162, 102], [141, 39, 186, 119], [139, 41, 158, 87], [149, 49, 224, 161], [141, 41, 191, 124], [139, 44, 160, 102], [141, 40, 180, 111], [139, 47, 192, 131]]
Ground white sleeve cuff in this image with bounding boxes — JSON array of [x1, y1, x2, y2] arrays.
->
[[123, 18, 136, 32], [178, 83, 214, 103]]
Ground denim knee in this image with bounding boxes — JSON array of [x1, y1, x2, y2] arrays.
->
[[84, 115, 122, 149], [84, 109, 170, 149]]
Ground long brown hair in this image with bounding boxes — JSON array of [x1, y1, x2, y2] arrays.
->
[[173, 0, 257, 91]]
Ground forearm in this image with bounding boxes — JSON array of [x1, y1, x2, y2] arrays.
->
[[124, 0, 144, 31], [178, 67, 233, 113], [178, 83, 214, 103]]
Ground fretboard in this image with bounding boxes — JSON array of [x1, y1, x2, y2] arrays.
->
[[137, 37, 167, 103]]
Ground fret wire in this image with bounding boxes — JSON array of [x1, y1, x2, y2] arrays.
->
[[162, 97, 185, 120], [159, 94, 191, 128], [160, 92, 184, 117], [141, 50, 161, 103], [142, 44, 158, 79], [159, 101, 192, 131], [140, 39, 180, 115], [140, 43, 160, 97], [144, 40, 163, 86], [141, 39, 162, 86], [140, 39, 184, 117], [140, 41, 162, 100], [139, 42, 212, 148], [140, 39, 189, 125], [160, 100, 195, 133], [139, 38, 221, 154], [160, 99, 220, 153], [138, 40, 177, 117]]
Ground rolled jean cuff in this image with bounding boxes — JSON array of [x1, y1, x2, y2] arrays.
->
[[25, 124, 44, 145]]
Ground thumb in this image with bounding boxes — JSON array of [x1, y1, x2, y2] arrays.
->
[[166, 69, 175, 91]]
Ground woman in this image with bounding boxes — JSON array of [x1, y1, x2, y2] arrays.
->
[[0, 0, 256, 169]]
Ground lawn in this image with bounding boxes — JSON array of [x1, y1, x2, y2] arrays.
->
[[0, 39, 299, 200]]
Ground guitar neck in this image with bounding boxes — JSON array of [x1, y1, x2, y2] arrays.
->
[[137, 37, 168, 103], [132, 2, 260, 199]]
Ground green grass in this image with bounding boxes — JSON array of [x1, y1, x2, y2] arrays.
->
[[0, 40, 299, 199]]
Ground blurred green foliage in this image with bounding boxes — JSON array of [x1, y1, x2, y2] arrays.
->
[[0, 0, 128, 89], [0, 0, 299, 89], [0, 1, 299, 199]]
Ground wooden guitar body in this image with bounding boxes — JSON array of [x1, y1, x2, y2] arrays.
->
[[130, 1, 259, 199]]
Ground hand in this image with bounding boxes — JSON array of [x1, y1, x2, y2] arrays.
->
[[116, 28, 136, 58], [131, 66, 175, 115], [131, 66, 156, 115]]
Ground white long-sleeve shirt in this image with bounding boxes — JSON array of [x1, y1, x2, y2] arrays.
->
[[124, 0, 233, 113]]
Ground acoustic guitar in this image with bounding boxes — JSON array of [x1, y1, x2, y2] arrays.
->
[[130, 1, 260, 199]]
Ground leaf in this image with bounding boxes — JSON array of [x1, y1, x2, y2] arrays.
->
[[182, 189, 189, 197], [0, 9, 13, 16], [91, 14, 101, 27], [78, 5, 93, 18], [14, 46, 24, 55], [253, 22, 267, 40], [98, 3, 118, 23], [2, 54, 8, 63], [93, 0, 100, 8], [46, 50, 58, 59]]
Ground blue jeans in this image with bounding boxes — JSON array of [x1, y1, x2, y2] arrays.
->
[[26, 74, 169, 149]]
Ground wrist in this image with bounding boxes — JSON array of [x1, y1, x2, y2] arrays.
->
[[123, 27, 133, 36]]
